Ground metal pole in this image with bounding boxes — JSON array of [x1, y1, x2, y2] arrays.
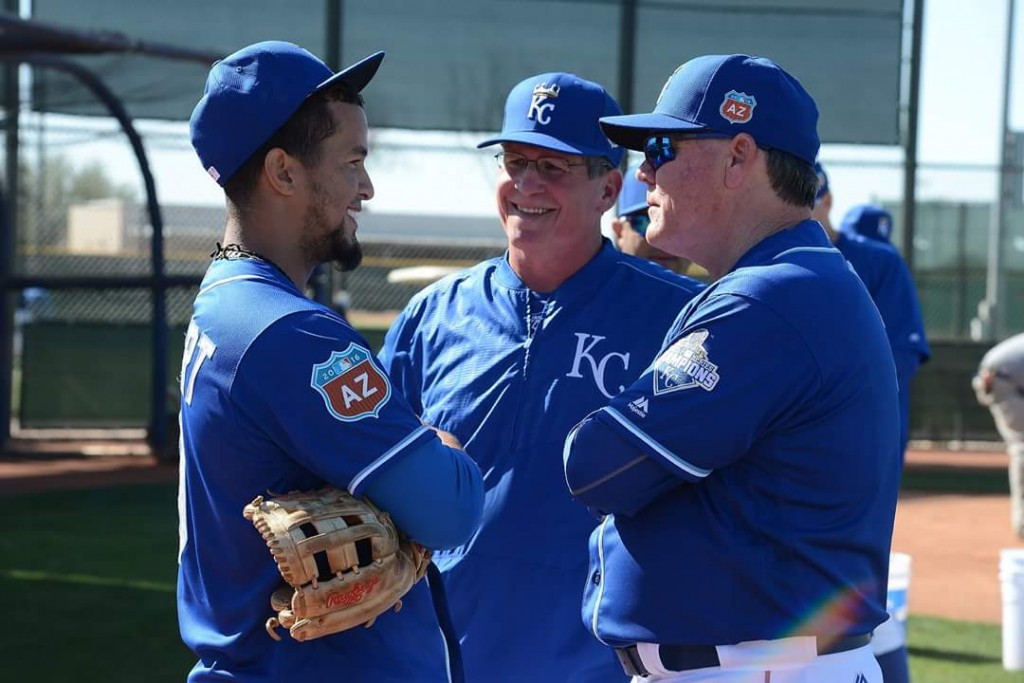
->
[[901, 0, 924, 272], [311, 0, 343, 308], [0, 0, 20, 448], [986, 0, 1018, 340], [617, 0, 638, 151]]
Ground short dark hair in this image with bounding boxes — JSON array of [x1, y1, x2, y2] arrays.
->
[[764, 148, 818, 208], [224, 83, 364, 207]]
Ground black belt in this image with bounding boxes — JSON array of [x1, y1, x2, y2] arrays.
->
[[614, 634, 872, 677]]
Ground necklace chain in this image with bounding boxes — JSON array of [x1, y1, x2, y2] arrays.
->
[[210, 242, 290, 280], [210, 242, 265, 261]]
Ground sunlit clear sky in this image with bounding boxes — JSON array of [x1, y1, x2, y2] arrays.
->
[[47, 0, 1024, 229]]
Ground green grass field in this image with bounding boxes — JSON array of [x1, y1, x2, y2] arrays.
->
[[3, 481, 1024, 681]]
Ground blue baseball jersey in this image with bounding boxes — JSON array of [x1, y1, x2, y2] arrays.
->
[[178, 257, 462, 682], [379, 241, 705, 683], [835, 232, 930, 452], [563, 221, 901, 647]]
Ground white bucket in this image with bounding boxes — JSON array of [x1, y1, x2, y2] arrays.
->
[[1000, 549, 1024, 671], [873, 552, 912, 655]]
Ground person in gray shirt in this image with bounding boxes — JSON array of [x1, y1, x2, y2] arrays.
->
[[974, 333, 1024, 537]]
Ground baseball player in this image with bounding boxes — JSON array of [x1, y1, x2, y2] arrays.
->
[[974, 333, 1024, 537], [378, 73, 705, 682], [563, 54, 900, 682], [812, 168, 928, 683], [178, 41, 484, 682], [813, 168, 931, 457], [839, 203, 896, 243], [612, 164, 692, 275]]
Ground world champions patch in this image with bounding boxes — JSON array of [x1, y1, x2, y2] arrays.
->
[[311, 344, 391, 422], [653, 329, 721, 395]]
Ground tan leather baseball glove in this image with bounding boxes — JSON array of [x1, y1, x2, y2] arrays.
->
[[243, 486, 431, 642]]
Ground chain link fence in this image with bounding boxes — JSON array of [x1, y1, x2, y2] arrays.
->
[[7, 113, 1024, 440]]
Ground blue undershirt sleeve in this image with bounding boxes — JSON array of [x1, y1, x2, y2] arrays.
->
[[363, 436, 484, 549], [564, 410, 683, 517]]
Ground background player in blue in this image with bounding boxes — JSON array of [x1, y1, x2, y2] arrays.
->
[[611, 164, 691, 276], [179, 41, 484, 683], [813, 165, 931, 455], [563, 54, 901, 682], [812, 167, 927, 683], [840, 203, 895, 243], [378, 73, 705, 682]]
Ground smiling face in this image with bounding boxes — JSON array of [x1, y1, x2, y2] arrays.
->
[[495, 142, 618, 260], [298, 101, 374, 272]]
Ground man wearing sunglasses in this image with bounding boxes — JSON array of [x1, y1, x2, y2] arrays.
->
[[379, 72, 704, 682], [612, 164, 692, 276], [562, 55, 900, 682]]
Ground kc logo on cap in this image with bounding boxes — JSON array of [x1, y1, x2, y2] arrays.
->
[[476, 72, 625, 166], [528, 82, 561, 125], [720, 90, 757, 124]]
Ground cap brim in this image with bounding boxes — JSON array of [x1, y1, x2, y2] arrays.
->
[[477, 131, 593, 157], [599, 113, 705, 151], [317, 51, 385, 94]]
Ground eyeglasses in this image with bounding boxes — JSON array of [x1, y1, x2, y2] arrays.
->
[[643, 133, 733, 172], [624, 211, 650, 236], [495, 152, 589, 182]]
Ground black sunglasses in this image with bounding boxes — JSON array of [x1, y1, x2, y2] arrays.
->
[[643, 132, 733, 171]]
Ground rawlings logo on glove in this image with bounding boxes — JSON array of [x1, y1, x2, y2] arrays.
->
[[243, 486, 431, 642]]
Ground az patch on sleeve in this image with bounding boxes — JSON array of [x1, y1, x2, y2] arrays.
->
[[311, 343, 392, 421], [654, 329, 721, 395]]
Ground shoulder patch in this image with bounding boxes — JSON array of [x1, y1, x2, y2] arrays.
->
[[311, 344, 392, 422], [654, 329, 721, 395]]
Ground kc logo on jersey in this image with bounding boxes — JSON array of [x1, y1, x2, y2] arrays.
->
[[566, 332, 631, 399], [528, 82, 560, 125], [654, 329, 721, 395], [311, 344, 391, 422], [720, 90, 756, 124]]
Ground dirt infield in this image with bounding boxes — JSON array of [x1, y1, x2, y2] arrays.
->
[[893, 448, 1019, 625], [0, 441, 1017, 625]]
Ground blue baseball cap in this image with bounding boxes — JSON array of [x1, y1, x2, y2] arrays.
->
[[600, 54, 820, 166], [840, 203, 894, 243], [191, 41, 385, 186], [814, 161, 830, 203], [617, 164, 648, 216], [478, 72, 625, 166]]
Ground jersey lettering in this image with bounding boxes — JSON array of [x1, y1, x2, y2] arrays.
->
[[180, 319, 217, 406], [566, 332, 631, 399]]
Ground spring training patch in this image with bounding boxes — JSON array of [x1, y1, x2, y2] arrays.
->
[[720, 90, 756, 124], [653, 329, 721, 395], [310, 343, 391, 422]]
